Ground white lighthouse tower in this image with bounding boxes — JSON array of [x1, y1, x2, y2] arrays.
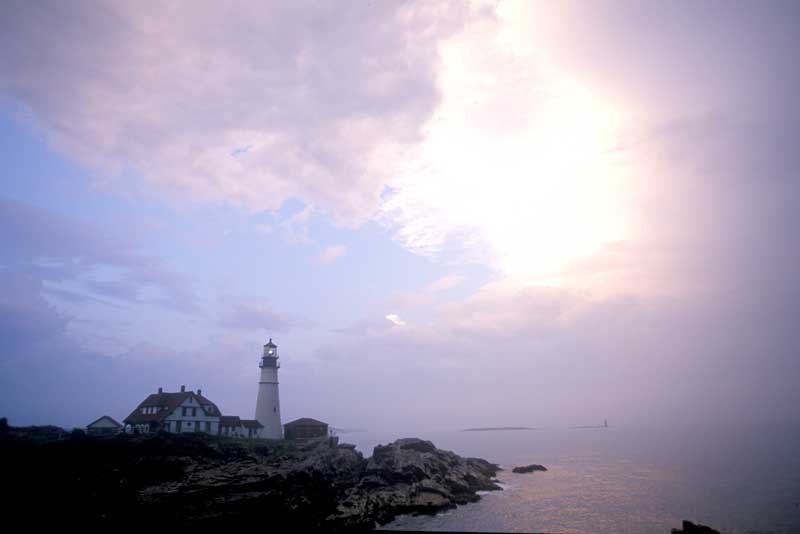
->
[[255, 338, 282, 439]]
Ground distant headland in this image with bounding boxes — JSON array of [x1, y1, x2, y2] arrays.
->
[[570, 419, 609, 430], [462, 426, 535, 432]]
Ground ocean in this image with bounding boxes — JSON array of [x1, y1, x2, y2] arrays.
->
[[340, 422, 800, 534]]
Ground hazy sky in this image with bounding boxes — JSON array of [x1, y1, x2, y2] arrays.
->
[[1, 0, 798, 431]]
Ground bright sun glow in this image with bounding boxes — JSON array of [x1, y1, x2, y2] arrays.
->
[[383, 4, 633, 282]]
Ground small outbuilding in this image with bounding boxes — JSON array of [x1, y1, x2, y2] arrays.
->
[[219, 416, 244, 437], [241, 419, 264, 439], [219, 416, 263, 439], [283, 417, 328, 440], [86, 415, 122, 435]]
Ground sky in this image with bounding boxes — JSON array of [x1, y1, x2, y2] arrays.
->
[[1, 0, 799, 432]]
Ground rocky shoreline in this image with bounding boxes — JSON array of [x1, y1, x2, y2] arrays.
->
[[1, 425, 501, 530]]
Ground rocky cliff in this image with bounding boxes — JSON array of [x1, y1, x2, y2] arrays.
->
[[0, 427, 501, 530]]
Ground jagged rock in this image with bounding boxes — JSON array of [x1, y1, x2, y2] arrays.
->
[[671, 520, 721, 534], [512, 464, 547, 473], [329, 438, 502, 530]]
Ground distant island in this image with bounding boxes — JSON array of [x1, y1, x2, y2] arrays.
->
[[462, 426, 535, 432], [570, 419, 609, 429]]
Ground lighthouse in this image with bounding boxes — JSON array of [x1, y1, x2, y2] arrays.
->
[[255, 338, 282, 439]]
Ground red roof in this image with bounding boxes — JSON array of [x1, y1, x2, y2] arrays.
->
[[219, 416, 242, 427], [284, 417, 327, 427], [220, 417, 263, 429], [123, 390, 221, 425]]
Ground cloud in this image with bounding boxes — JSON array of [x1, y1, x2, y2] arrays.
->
[[2, 1, 798, 289], [317, 244, 347, 265], [556, 116, 800, 298], [305, 276, 800, 431], [425, 274, 465, 292], [219, 300, 313, 333], [0, 260, 271, 428], [385, 314, 406, 326], [379, 4, 632, 277], [332, 316, 393, 337], [384, 274, 466, 310], [0, 197, 199, 313], [2, 1, 799, 435], [0, 269, 69, 353], [0, 0, 475, 225]]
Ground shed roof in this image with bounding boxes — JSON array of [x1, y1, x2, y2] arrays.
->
[[87, 415, 122, 428], [284, 417, 328, 427], [241, 419, 264, 429]]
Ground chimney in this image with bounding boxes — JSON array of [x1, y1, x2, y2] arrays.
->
[[180, 385, 185, 392], [197, 389, 202, 397], [158, 387, 163, 394]]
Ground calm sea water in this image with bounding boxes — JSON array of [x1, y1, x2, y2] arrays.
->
[[340, 422, 800, 534]]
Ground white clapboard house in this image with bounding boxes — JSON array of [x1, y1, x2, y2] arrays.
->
[[123, 386, 222, 435]]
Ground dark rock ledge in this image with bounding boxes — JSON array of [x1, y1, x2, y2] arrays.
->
[[671, 520, 721, 534], [1, 427, 502, 531], [512, 463, 547, 474]]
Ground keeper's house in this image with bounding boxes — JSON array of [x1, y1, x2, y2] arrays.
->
[[123, 386, 221, 435]]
